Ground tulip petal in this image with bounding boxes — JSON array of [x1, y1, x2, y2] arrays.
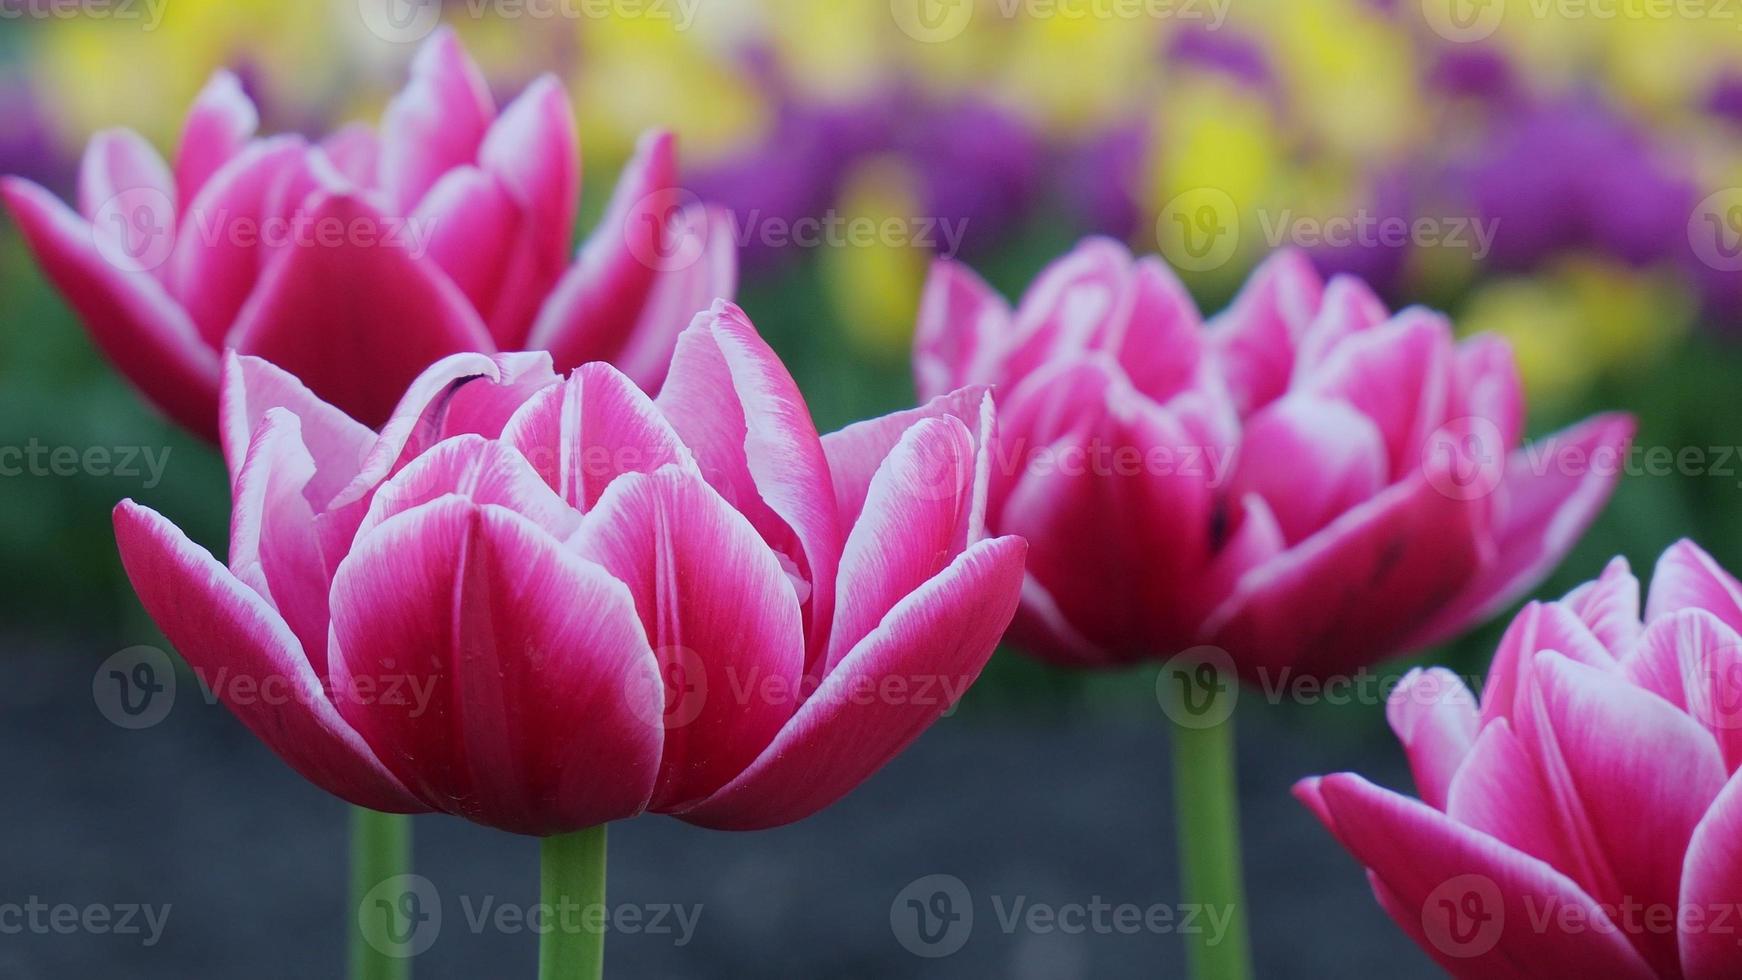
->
[[355, 434, 581, 543], [573, 467, 805, 811], [526, 130, 675, 371], [1102, 257, 1209, 404], [476, 75, 579, 348], [78, 128, 175, 232], [411, 165, 517, 322], [1645, 538, 1742, 633], [609, 204, 739, 393], [999, 237, 1133, 383], [1560, 556, 1641, 657], [1203, 474, 1485, 681], [1444, 719, 1574, 874], [826, 417, 979, 674], [1387, 667, 1479, 810], [1209, 249, 1323, 416], [1516, 650, 1726, 973], [175, 71, 259, 210], [230, 409, 339, 675], [377, 28, 495, 211], [329, 497, 663, 835], [320, 124, 380, 188], [2, 177, 220, 437], [914, 258, 1012, 400], [1399, 413, 1636, 652], [1451, 334, 1526, 452], [500, 362, 693, 513], [1291, 274, 1390, 381], [1679, 768, 1742, 980], [113, 501, 421, 813], [1300, 309, 1456, 480], [656, 302, 842, 657], [169, 136, 310, 345], [676, 535, 1025, 831], [1226, 394, 1389, 545], [227, 189, 496, 427], [1622, 609, 1742, 771], [219, 352, 374, 502], [1478, 601, 1617, 729], [821, 386, 992, 534], [1300, 773, 1654, 979]]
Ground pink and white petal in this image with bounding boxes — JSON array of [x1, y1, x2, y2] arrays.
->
[[229, 409, 338, 675], [1301, 773, 1655, 979], [674, 535, 1025, 831], [433, 351, 561, 442], [1192, 494, 1287, 623], [821, 385, 992, 533], [1209, 249, 1324, 416], [1515, 651, 1727, 973], [999, 380, 1213, 659], [1291, 274, 1390, 381], [1645, 539, 1742, 633], [113, 501, 422, 813], [1300, 308, 1457, 480], [1478, 601, 1618, 729], [1445, 720, 1575, 874], [355, 434, 581, 543], [1450, 334, 1526, 452], [219, 351, 374, 503], [1622, 609, 1742, 771], [1226, 394, 1389, 545], [913, 258, 1012, 400], [476, 75, 579, 348], [655, 301, 842, 654], [376, 27, 495, 211], [1103, 257, 1208, 404], [526, 130, 675, 371], [3, 178, 220, 438], [1203, 474, 1486, 682], [320, 124, 380, 189], [411, 165, 516, 320], [174, 71, 259, 210], [1386, 667, 1479, 811], [329, 498, 663, 836], [169, 136, 310, 345], [1005, 573, 1115, 667], [825, 417, 978, 674], [1560, 556, 1641, 657], [1398, 413, 1637, 653], [610, 204, 740, 392], [1679, 768, 1742, 980], [1000, 237, 1134, 383], [571, 468, 805, 811], [227, 190, 496, 428], [78, 128, 175, 230], [500, 362, 693, 513]]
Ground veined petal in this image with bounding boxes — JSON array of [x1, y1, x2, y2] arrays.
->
[[175, 70, 259, 210], [1560, 556, 1641, 657], [219, 351, 374, 504], [377, 27, 495, 211], [914, 258, 1012, 400], [329, 498, 663, 835], [113, 501, 421, 813], [355, 434, 581, 543], [1386, 667, 1479, 811], [1679, 768, 1742, 979], [572, 468, 805, 811], [1622, 609, 1742, 772], [1209, 249, 1323, 416], [1226, 394, 1389, 545], [1300, 308, 1456, 481], [675, 536, 1024, 831], [1645, 539, 1742, 633], [609, 204, 739, 393], [821, 386, 992, 534]]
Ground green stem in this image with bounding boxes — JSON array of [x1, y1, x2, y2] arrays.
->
[[349, 808, 413, 980], [539, 825, 609, 980], [1170, 685, 1253, 980]]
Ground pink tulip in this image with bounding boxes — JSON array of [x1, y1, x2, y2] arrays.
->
[[4, 28, 735, 438], [914, 239, 1634, 680], [1298, 542, 1742, 978], [112, 300, 1024, 836]]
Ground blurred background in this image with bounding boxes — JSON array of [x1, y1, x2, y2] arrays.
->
[[3, 0, 1742, 975]]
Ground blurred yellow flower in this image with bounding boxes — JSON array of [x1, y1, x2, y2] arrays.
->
[[821, 155, 932, 360]]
